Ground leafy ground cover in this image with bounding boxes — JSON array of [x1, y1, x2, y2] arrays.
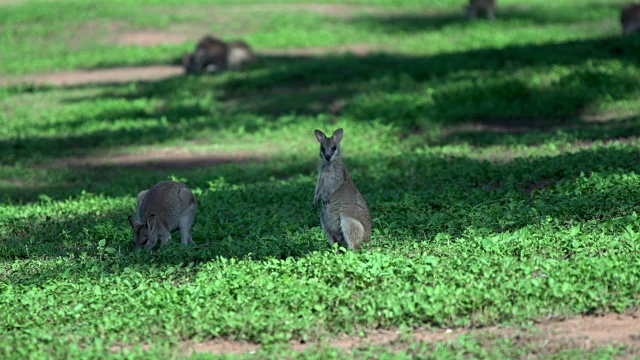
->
[[1, 0, 640, 358]]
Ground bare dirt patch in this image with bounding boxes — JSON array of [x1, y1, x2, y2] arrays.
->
[[0, 66, 184, 87], [0, 0, 24, 5], [146, 3, 381, 20], [232, 3, 377, 18], [188, 340, 261, 356], [43, 148, 269, 170], [0, 42, 379, 87], [112, 311, 640, 356], [117, 31, 190, 47]]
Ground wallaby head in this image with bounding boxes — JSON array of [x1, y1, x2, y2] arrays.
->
[[315, 128, 344, 164], [128, 214, 161, 249]]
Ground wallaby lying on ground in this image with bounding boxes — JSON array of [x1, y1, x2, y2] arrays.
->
[[313, 128, 372, 250], [466, 0, 496, 21], [621, 3, 640, 35], [128, 180, 197, 249], [183, 35, 256, 74]]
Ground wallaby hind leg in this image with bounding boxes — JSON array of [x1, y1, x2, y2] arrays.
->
[[178, 217, 195, 245], [321, 210, 344, 247], [340, 215, 365, 250], [179, 204, 196, 245]]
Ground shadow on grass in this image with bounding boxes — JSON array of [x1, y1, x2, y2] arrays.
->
[[0, 173, 323, 267], [351, 2, 623, 33], [2, 144, 639, 279], [3, 34, 639, 165], [434, 114, 640, 147], [111, 35, 640, 125]]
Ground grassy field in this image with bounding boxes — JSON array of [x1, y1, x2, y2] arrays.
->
[[2, 0, 640, 358]]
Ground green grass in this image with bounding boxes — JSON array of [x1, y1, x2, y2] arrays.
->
[[2, 0, 640, 358]]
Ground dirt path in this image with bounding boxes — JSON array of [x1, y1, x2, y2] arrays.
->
[[0, 44, 376, 87], [0, 65, 184, 87], [111, 311, 640, 356], [42, 148, 269, 170], [188, 312, 640, 355], [0, 1, 393, 87]]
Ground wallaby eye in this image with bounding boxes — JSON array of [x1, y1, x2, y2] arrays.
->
[[320, 147, 325, 153], [331, 146, 336, 151]]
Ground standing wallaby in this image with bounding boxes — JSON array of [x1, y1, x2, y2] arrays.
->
[[313, 128, 372, 250], [128, 180, 197, 249], [466, 0, 496, 21], [621, 4, 640, 35], [183, 36, 256, 74]]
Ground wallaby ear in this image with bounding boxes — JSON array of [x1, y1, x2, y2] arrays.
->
[[146, 214, 157, 231], [128, 216, 142, 230], [314, 129, 326, 143], [332, 128, 344, 143]]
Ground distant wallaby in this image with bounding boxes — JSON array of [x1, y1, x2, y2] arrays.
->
[[621, 3, 640, 35], [313, 128, 372, 250], [128, 180, 197, 249], [183, 36, 256, 74], [466, 0, 496, 21]]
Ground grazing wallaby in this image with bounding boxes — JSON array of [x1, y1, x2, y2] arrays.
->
[[128, 180, 197, 250], [466, 0, 496, 21], [313, 128, 372, 250], [621, 3, 640, 35], [183, 36, 256, 74]]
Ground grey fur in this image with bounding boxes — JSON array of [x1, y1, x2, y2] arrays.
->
[[226, 40, 257, 70], [183, 36, 256, 74], [621, 4, 640, 35], [128, 181, 197, 250], [313, 128, 372, 250]]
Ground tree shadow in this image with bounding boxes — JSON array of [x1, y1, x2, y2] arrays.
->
[[3, 144, 639, 269], [434, 113, 640, 147], [1, 152, 314, 204], [0, 28, 640, 174], [352, 2, 623, 33], [216, 36, 639, 130], [3, 33, 639, 167], [1, 171, 324, 278]]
